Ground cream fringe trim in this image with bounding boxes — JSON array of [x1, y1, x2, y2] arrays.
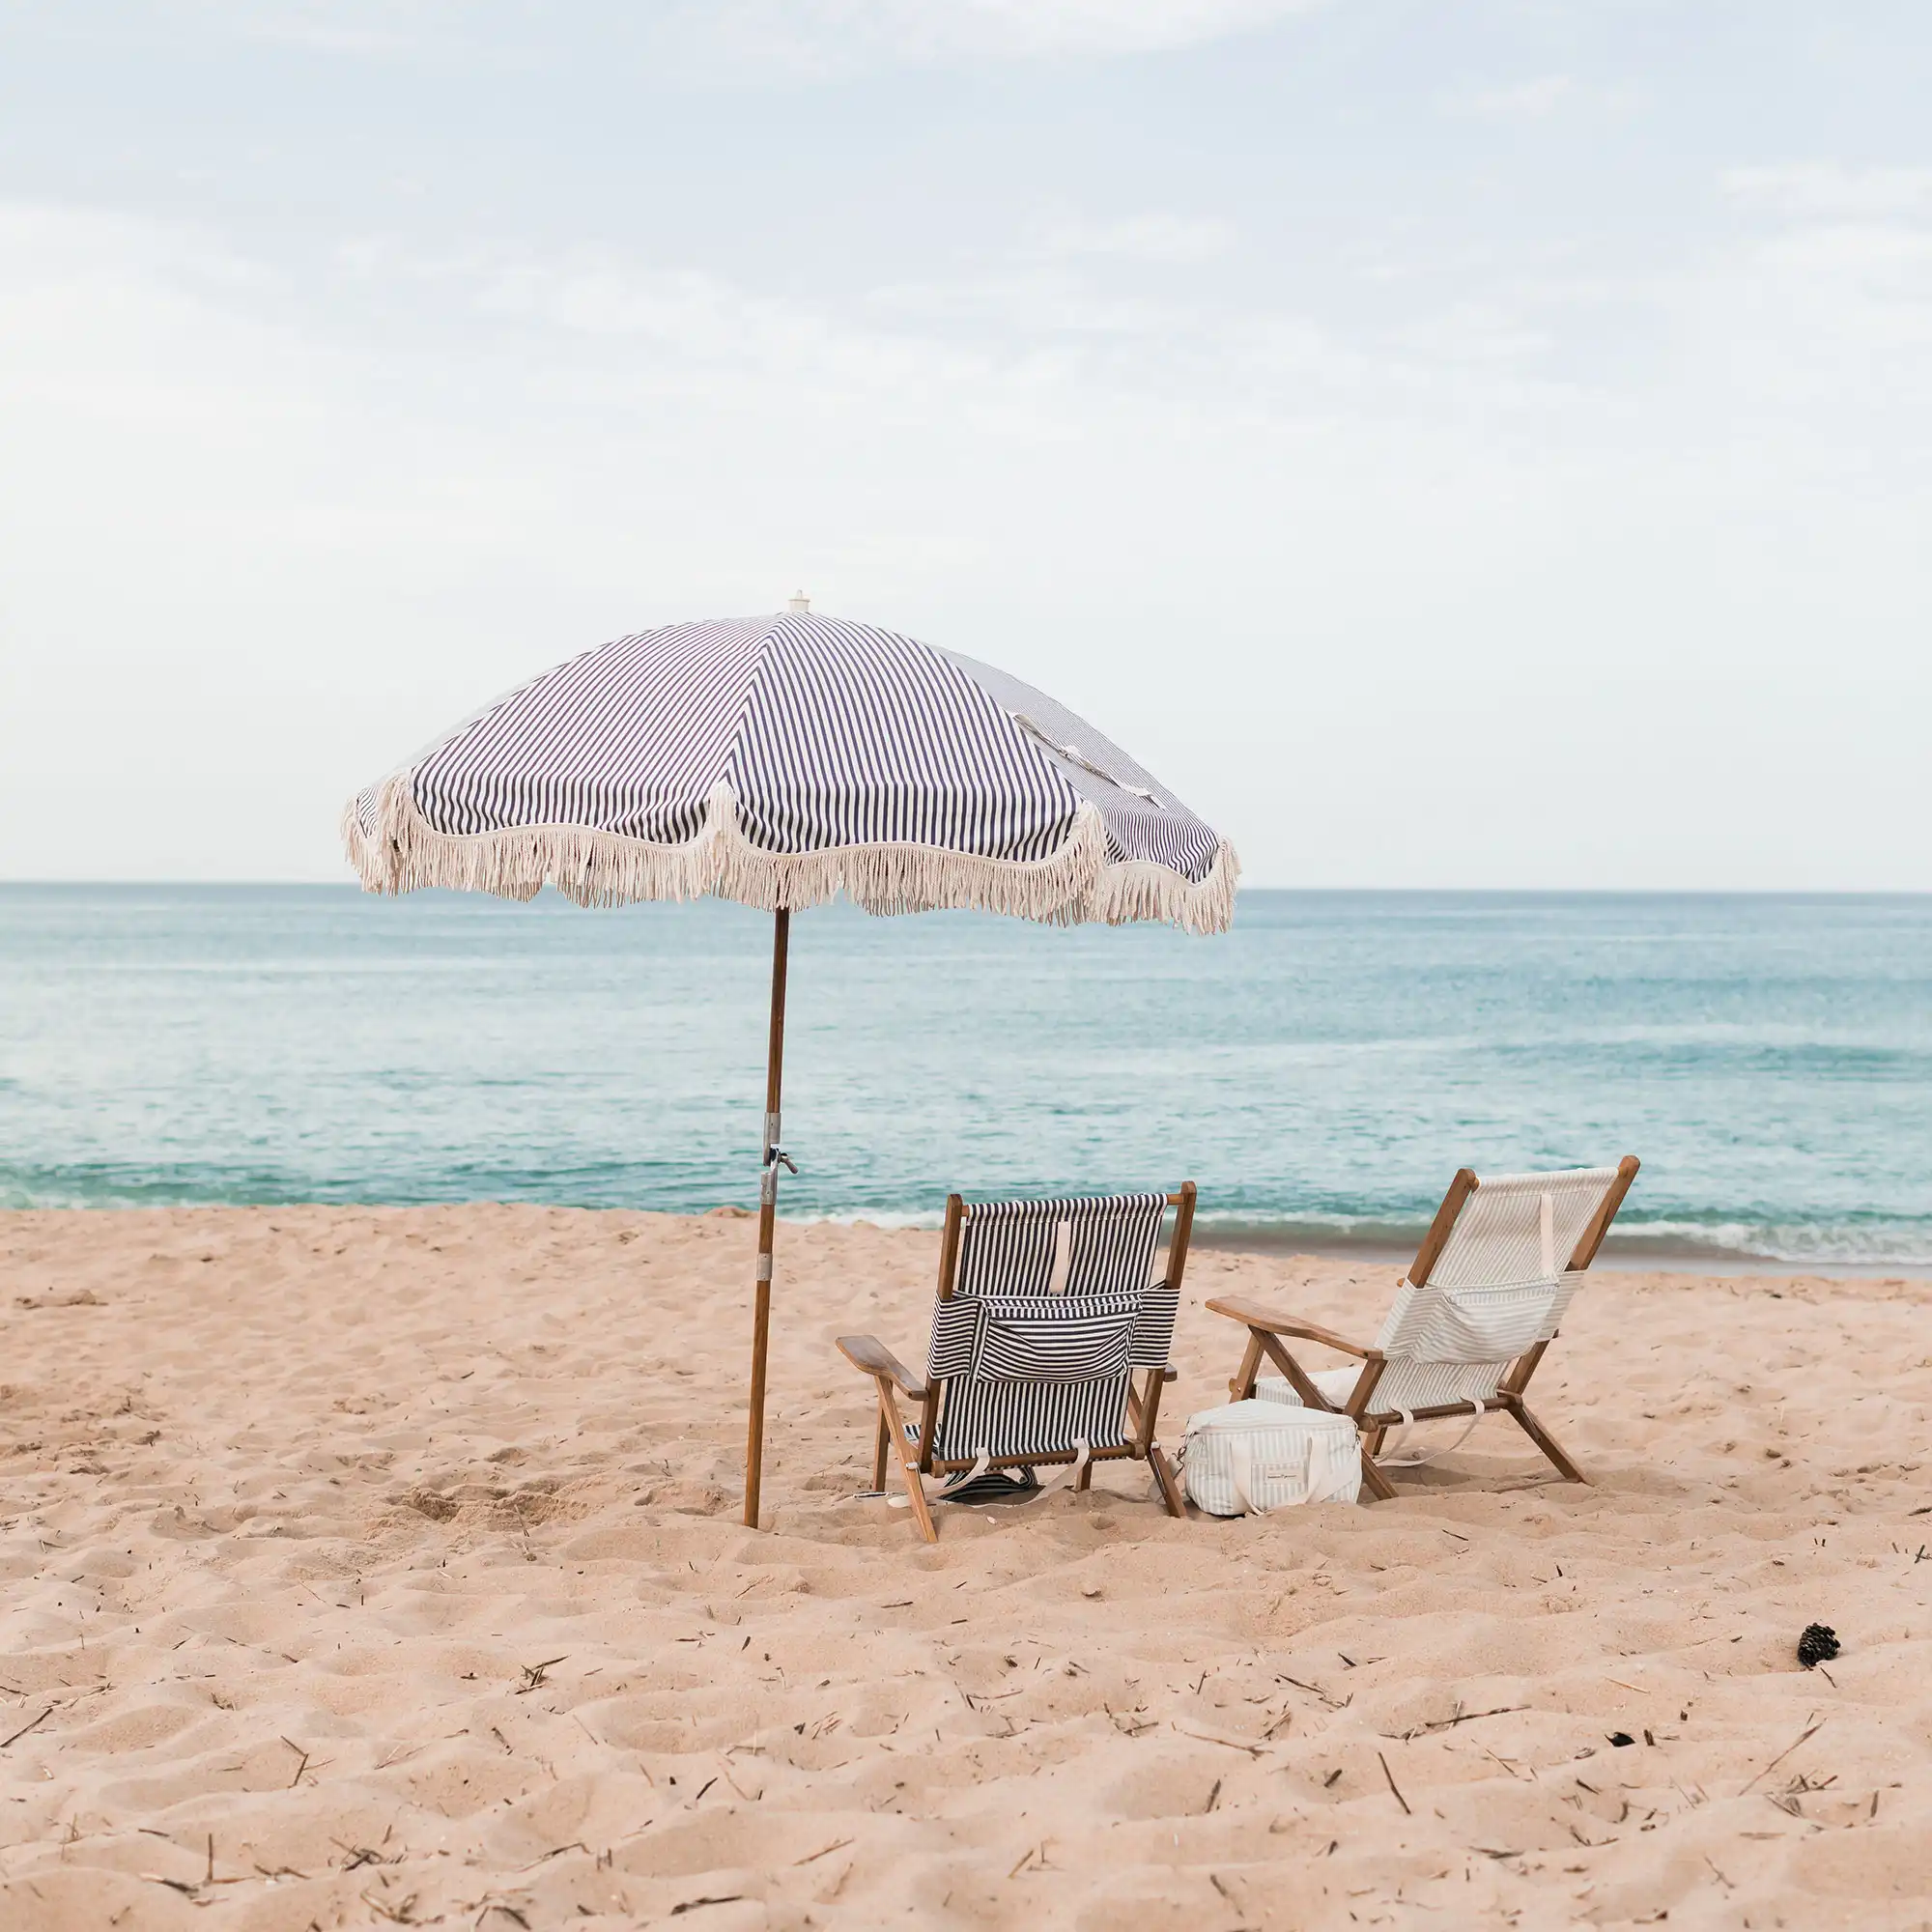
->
[[341, 778, 1239, 934]]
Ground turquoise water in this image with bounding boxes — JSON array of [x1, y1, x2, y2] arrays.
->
[[2, 886, 1928, 1267]]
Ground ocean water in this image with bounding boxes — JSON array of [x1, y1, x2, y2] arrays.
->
[[2, 886, 1928, 1269]]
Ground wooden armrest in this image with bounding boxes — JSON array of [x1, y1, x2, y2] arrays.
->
[[837, 1334, 927, 1400], [1204, 1295, 1378, 1359]]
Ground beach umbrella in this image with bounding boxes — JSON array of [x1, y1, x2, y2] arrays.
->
[[342, 600, 1239, 1525]]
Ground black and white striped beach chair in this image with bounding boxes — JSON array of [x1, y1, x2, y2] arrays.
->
[[838, 1185, 1196, 1542]]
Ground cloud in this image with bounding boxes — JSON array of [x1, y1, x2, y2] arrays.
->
[[4, 189, 1931, 889], [1712, 162, 1932, 397], [1723, 162, 1932, 219], [1454, 73, 1575, 120], [121, 0, 469, 58], [1026, 210, 1238, 264], [856, 0, 1318, 59], [119, 0, 1328, 75], [637, 0, 1328, 72]]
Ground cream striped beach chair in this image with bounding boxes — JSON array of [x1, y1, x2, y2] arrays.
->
[[1208, 1159, 1638, 1500], [838, 1185, 1195, 1542]]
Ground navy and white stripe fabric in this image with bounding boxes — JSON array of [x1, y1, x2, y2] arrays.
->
[[343, 611, 1236, 933], [928, 1193, 1177, 1461]]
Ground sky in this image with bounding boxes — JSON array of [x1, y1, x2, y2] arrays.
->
[[1, 1, 1927, 889]]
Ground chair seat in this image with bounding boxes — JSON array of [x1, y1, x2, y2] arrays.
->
[[1255, 1369, 1358, 1408], [1255, 1360, 1510, 1413]]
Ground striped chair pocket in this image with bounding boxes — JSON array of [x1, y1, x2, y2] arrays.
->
[[973, 1292, 1139, 1382], [928, 1297, 983, 1380], [1379, 1275, 1580, 1364], [1129, 1283, 1179, 1368]]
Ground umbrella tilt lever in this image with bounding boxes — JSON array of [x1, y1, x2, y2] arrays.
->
[[760, 1107, 797, 1205]]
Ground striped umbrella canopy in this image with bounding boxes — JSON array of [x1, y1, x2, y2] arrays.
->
[[343, 602, 1238, 1524]]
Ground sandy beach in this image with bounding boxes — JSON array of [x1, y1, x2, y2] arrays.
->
[[2, 1206, 1928, 1930]]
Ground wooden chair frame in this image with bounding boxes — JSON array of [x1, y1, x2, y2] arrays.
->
[[1208, 1157, 1639, 1502], [838, 1183, 1196, 1542]]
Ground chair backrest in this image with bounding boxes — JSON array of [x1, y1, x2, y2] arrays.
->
[[1368, 1162, 1636, 1411], [926, 1190, 1185, 1462], [1425, 1167, 1627, 1289], [952, 1191, 1169, 1300]]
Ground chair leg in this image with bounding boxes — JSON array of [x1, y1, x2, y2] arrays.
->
[[877, 1382, 937, 1542], [1230, 1333, 1264, 1401], [916, 1388, 939, 1474], [1148, 1443, 1186, 1518], [1074, 1458, 1094, 1492], [870, 1406, 892, 1493], [1507, 1399, 1587, 1484], [1356, 1443, 1398, 1502]]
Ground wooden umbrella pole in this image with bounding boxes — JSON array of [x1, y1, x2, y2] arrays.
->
[[743, 907, 791, 1529]]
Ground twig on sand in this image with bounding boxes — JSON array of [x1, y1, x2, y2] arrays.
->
[[1741, 1719, 1824, 1795], [1174, 1724, 1267, 1756], [281, 1737, 310, 1787], [362, 1889, 422, 1924], [794, 1838, 854, 1865], [1378, 1751, 1411, 1816], [512, 1842, 587, 1873], [0, 1708, 51, 1749], [519, 1658, 567, 1693], [1279, 1675, 1349, 1710], [1403, 1706, 1525, 1740]]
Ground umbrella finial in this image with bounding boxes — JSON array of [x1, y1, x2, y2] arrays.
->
[[787, 590, 810, 613]]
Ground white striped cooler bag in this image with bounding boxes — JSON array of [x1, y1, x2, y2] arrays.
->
[[1182, 1399, 1362, 1516]]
